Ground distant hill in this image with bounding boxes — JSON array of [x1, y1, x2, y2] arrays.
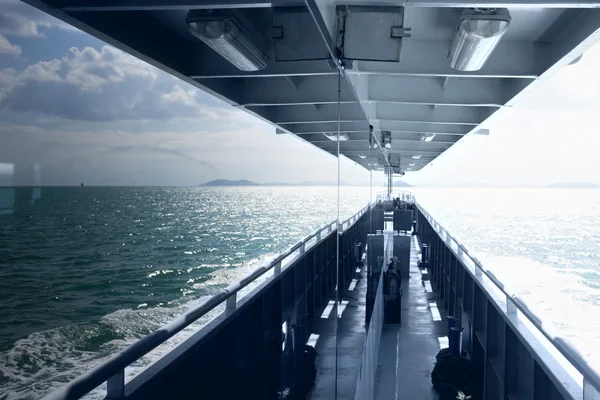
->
[[201, 179, 354, 187], [393, 180, 413, 187], [544, 182, 600, 189], [202, 179, 260, 187]]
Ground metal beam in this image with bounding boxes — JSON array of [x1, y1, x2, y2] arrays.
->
[[286, 121, 370, 134], [349, 41, 544, 78], [367, 75, 526, 107], [55, 0, 297, 11], [254, 102, 489, 126], [236, 74, 524, 107], [377, 121, 475, 134], [375, 104, 494, 125], [231, 75, 358, 106], [314, 0, 600, 9], [308, 139, 457, 146], [254, 103, 367, 125]]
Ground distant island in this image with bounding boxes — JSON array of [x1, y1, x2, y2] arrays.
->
[[201, 179, 355, 187], [543, 182, 600, 188], [393, 180, 413, 187], [201, 179, 261, 187], [419, 182, 600, 189]]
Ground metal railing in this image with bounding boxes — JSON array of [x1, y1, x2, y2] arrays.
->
[[416, 203, 600, 400], [43, 205, 370, 400], [375, 190, 415, 204], [353, 239, 386, 400]]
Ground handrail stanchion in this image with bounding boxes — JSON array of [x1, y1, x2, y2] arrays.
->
[[226, 293, 237, 312], [107, 370, 125, 399], [584, 378, 600, 400]]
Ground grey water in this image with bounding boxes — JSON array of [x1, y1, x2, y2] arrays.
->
[[1, 186, 600, 399]]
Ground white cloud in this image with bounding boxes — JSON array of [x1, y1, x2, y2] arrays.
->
[[0, 33, 21, 56], [0, 0, 74, 38], [0, 45, 228, 121]]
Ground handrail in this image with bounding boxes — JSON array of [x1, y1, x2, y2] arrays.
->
[[375, 190, 415, 204], [416, 203, 600, 395], [43, 204, 371, 400]]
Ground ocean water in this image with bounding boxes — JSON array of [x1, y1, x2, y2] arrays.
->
[[0, 186, 369, 399], [415, 188, 600, 373], [1, 186, 599, 398]]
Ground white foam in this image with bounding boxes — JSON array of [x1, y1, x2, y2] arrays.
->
[[0, 252, 278, 400]]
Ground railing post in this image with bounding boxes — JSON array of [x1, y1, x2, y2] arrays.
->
[[226, 293, 237, 312], [300, 242, 305, 255], [317, 231, 322, 241], [584, 378, 600, 400], [107, 369, 125, 399], [506, 296, 517, 316], [475, 263, 483, 277], [274, 261, 281, 274]]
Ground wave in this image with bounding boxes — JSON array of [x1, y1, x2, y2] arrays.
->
[[0, 252, 277, 400]]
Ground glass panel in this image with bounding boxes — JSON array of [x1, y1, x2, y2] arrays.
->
[[334, 70, 374, 399], [0, 6, 339, 398]]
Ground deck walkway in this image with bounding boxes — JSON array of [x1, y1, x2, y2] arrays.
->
[[374, 235, 446, 400], [308, 229, 445, 400], [307, 240, 369, 400]]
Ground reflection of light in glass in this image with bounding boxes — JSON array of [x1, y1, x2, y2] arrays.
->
[[0, 188, 14, 215], [0, 163, 14, 215], [32, 164, 42, 204]]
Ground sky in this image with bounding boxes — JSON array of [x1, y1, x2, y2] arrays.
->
[[1, 0, 600, 187]]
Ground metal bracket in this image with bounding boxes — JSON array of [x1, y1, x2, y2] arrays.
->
[[391, 26, 412, 38], [271, 26, 283, 39]]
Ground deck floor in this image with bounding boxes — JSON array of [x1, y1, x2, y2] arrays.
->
[[308, 231, 445, 400], [374, 235, 446, 400], [307, 251, 368, 400]]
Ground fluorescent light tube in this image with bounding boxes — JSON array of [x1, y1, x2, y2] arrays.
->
[[323, 133, 349, 141], [412, 155, 421, 159], [448, 9, 511, 72], [187, 15, 268, 72], [358, 155, 367, 159], [420, 133, 436, 142]]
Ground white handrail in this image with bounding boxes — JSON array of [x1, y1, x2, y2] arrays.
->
[[416, 203, 600, 396]]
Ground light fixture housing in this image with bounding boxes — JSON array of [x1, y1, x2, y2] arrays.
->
[[409, 163, 415, 167], [419, 133, 436, 142], [358, 154, 367, 159], [412, 155, 422, 159], [187, 12, 268, 72], [324, 133, 349, 141], [381, 130, 392, 149], [448, 8, 511, 72]]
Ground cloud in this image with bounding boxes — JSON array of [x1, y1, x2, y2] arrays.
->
[[0, 0, 74, 38], [0, 34, 21, 56], [0, 45, 225, 121]]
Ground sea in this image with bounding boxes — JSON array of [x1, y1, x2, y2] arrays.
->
[[1, 186, 599, 399]]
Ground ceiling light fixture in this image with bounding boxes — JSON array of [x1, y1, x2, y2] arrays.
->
[[448, 8, 511, 72], [324, 133, 349, 141], [419, 133, 436, 142], [409, 163, 415, 167], [358, 155, 367, 159], [381, 130, 392, 149], [187, 13, 268, 71], [412, 155, 422, 159]]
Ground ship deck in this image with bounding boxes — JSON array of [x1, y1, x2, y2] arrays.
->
[[374, 235, 443, 400], [309, 227, 446, 400]]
